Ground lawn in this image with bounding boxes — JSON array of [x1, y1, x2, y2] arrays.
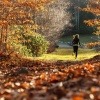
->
[[31, 48, 100, 61]]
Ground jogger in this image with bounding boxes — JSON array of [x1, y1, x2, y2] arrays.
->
[[72, 34, 81, 59]]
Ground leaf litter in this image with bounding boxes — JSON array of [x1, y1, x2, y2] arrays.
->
[[0, 54, 100, 100]]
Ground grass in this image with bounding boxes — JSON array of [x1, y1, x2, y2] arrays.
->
[[30, 48, 100, 61]]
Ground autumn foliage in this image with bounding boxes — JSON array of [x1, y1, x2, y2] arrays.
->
[[0, 53, 100, 99], [83, 0, 100, 36], [86, 42, 100, 49], [0, 0, 53, 53]]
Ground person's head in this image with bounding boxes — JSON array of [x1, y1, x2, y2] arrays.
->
[[75, 34, 79, 39]]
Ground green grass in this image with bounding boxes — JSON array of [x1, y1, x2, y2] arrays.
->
[[28, 48, 100, 61]]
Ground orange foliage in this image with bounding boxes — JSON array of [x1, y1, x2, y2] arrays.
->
[[86, 42, 100, 49], [0, 0, 53, 26], [0, 0, 54, 51], [0, 55, 99, 99], [84, 19, 100, 27], [83, 0, 100, 31]]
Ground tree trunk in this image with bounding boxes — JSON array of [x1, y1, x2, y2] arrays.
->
[[0, 26, 8, 54]]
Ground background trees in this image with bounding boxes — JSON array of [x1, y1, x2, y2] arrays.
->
[[37, 0, 71, 40], [66, 0, 95, 35], [82, 0, 100, 50], [0, 0, 71, 54], [0, 0, 53, 54], [33, 0, 71, 52], [83, 0, 100, 37]]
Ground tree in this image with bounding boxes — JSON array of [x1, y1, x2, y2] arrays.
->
[[0, 0, 53, 53], [82, 0, 100, 50], [68, 0, 95, 34], [83, 0, 100, 37], [33, 0, 71, 52]]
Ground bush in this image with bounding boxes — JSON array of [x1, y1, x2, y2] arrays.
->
[[86, 42, 100, 49], [9, 43, 33, 57], [8, 31, 49, 57], [24, 33, 49, 57]]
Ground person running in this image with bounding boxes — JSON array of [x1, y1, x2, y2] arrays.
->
[[72, 34, 81, 59]]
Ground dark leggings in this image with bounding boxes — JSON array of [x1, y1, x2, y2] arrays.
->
[[73, 46, 78, 58]]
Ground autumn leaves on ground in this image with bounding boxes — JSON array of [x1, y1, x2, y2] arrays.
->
[[0, 53, 100, 100]]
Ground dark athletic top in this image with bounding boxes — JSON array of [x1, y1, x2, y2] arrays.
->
[[72, 38, 80, 46]]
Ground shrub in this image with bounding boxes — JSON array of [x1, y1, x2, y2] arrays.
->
[[86, 42, 100, 49], [9, 43, 33, 57], [8, 31, 49, 57], [24, 33, 49, 57]]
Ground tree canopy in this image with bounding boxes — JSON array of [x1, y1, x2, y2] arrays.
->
[[0, 0, 54, 52]]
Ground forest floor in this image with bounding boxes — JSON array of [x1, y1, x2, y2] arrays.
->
[[0, 53, 100, 100]]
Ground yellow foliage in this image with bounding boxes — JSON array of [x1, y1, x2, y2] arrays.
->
[[83, 0, 100, 32], [0, 0, 54, 46]]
